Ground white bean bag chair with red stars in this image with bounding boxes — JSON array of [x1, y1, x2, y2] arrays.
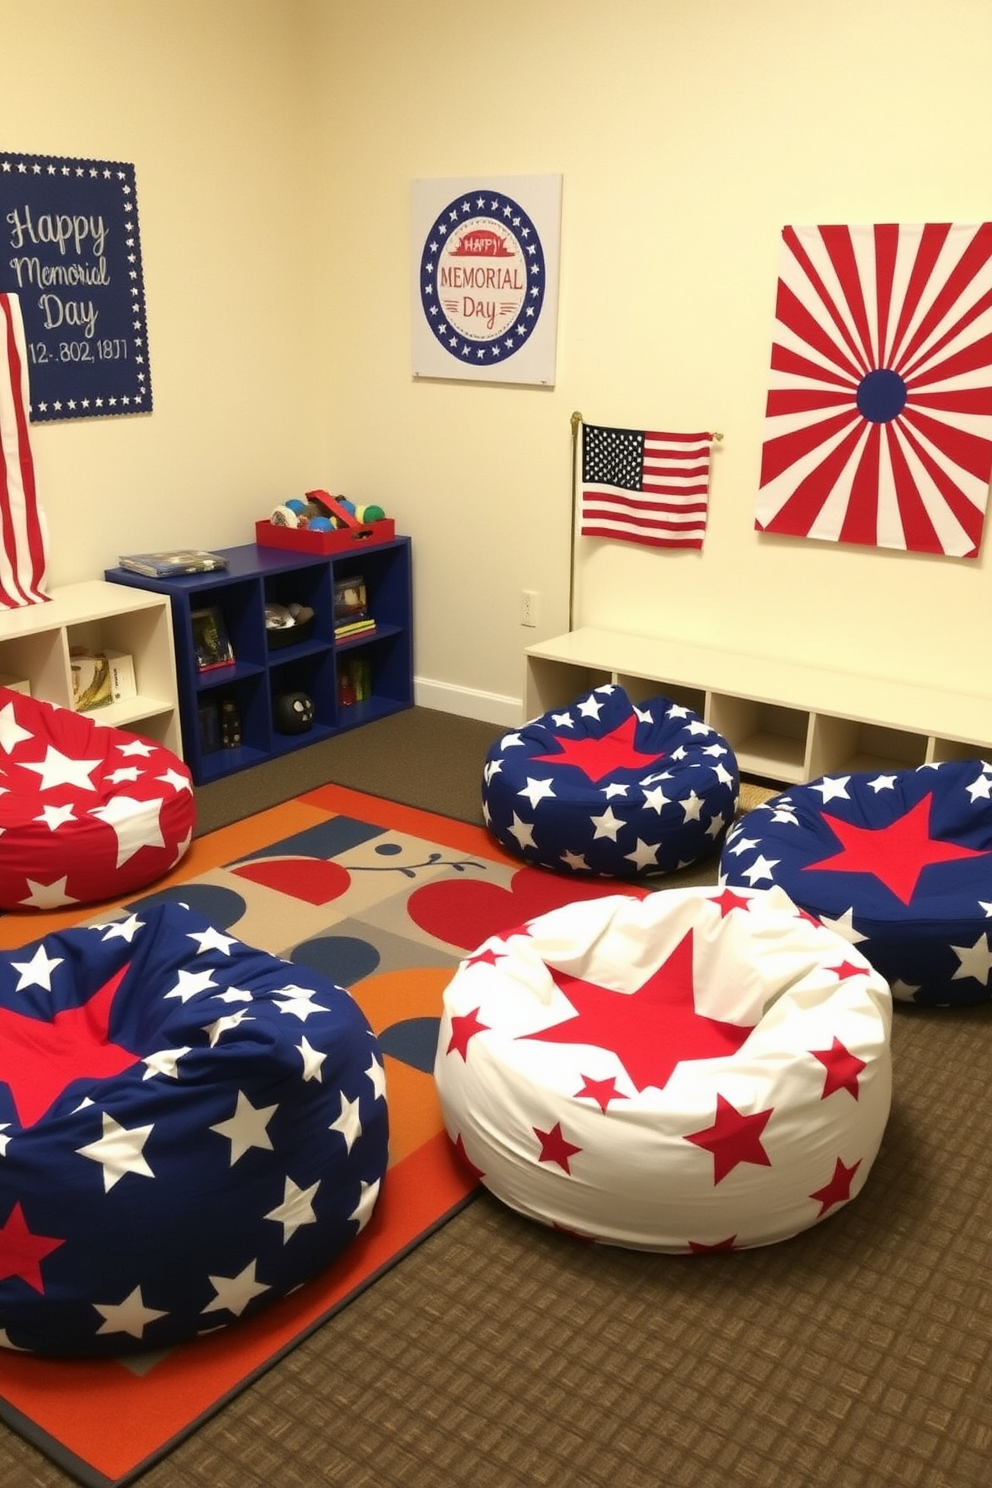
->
[[482, 684, 739, 879], [434, 885, 891, 1252], [0, 898, 389, 1355], [0, 687, 195, 911], [719, 759, 992, 1007]]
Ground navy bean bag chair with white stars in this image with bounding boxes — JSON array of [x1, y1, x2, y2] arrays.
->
[[435, 885, 891, 1251], [0, 899, 388, 1356], [482, 685, 739, 878], [0, 687, 195, 911], [720, 759, 992, 1007]]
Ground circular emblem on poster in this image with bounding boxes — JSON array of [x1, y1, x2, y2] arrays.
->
[[419, 192, 546, 366]]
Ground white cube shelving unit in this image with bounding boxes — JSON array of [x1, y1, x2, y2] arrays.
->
[[524, 627, 992, 786], [0, 580, 182, 754]]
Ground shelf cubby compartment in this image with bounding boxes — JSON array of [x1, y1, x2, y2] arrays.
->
[[0, 580, 182, 752], [616, 672, 708, 717], [270, 649, 337, 744], [524, 656, 612, 717], [806, 715, 927, 779], [706, 695, 809, 784], [928, 736, 992, 765]]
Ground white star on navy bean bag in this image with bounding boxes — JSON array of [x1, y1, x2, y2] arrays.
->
[[0, 900, 388, 1355], [0, 688, 194, 910], [719, 759, 992, 1006], [482, 685, 739, 878], [434, 885, 891, 1251]]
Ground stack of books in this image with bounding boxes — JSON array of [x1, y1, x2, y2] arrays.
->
[[333, 573, 376, 641]]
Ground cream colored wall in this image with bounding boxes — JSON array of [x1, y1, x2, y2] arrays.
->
[[2, 1, 990, 727], [1, 0, 324, 580], [310, 0, 992, 719]]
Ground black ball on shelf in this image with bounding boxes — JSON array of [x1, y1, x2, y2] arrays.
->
[[274, 691, 315, 734]]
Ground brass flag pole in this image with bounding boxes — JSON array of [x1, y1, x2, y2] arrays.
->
[[569, 410, 583, 632]]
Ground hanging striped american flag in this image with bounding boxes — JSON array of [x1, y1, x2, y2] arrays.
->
[[0, 293, 49, 610], [756, 223, 992, 558], [579, 423, 714, 549]]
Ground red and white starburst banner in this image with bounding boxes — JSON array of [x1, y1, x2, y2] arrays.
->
[[755, 223, 992, 558]]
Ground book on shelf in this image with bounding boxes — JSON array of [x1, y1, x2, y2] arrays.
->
[[333, 573, 368, 624], [190, 605, 235, 671], [338, 655, 372, 706], [118, 549, 229, 577], [335, 617, 376, 640]]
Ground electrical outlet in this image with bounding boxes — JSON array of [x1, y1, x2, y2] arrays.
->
[[520, 589, 538, 627]]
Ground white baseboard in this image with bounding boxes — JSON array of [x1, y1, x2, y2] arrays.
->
[[414, 676, 522, 727]]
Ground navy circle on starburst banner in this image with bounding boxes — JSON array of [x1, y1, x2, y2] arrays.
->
[[418, 191, 546, 366]]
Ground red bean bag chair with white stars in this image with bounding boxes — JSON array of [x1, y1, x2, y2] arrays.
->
[[719, 760, 992, 1007], [482, 684, 739, 879], [0, 898, 388, 1356], [434, 885, 891, 1252], [0, 687, 195, 910]]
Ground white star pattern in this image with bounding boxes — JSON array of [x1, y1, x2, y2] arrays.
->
[[265, 1176, 320, 1242], [517, 776, 556, 808], [272, 987, 331, 1021], [349, 1178, 381, 1232], [21, 746, 101, 792], [94, 1286, 168, 1339], [0, 702, 32, 753], [10, 944, 63, 991], [298, 1036, 326, 1081], [590, 807, 623, 841], [330, 1092, 363, 1153], [742, 854, 780, 885], [165, 967, 218, 1003], [810, 775, 852, 802], [951, 934, 992, 986], [210, 1091, 277, 1163], [90, 794, 166, 866], [202, 1260, 269, 1317], [507, 813, 538, 851], [18, 875, 77, 909], [76, 1112, 155, 1191]]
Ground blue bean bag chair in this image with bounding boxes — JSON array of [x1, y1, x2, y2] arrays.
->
[[482, 684, 739, 878], [719, 759, 992, 1006], [0, 900, 388, 1355]]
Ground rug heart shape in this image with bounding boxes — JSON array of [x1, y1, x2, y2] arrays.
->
[[406, 866, 646, 951]]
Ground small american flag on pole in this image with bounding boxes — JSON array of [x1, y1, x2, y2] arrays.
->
[[0, 293, 49, 609], [579, 423, 714, 549]]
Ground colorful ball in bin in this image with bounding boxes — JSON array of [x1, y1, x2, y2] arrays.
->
[[356, 504, 385, 523], [308, 516, 333, 531]]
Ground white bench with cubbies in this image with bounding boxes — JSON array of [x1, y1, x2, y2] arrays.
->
[[524, 627, 992, 786]]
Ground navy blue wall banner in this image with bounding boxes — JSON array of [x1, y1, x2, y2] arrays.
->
[[0, 152, 152, 422]]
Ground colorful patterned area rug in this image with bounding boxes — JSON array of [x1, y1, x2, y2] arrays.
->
[[0, 783, 646, 1488]]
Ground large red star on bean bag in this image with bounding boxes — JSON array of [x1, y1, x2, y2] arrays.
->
[[804, 793, 988, 904], [521, 930, 755, 1092], [531, 715, 663, 784]]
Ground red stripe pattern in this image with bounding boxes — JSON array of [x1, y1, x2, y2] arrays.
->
[[756, 223, 992, 558], [580, 424, 713, 549], [0, 294, 49, 608]]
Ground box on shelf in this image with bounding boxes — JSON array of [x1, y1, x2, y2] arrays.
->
[[0, 673, 31, 697], [70, 648, 137, 712], [255, 517, 395, 555]]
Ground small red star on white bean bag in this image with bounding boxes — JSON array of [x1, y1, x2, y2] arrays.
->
[[434, 884, 892, 1251]]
